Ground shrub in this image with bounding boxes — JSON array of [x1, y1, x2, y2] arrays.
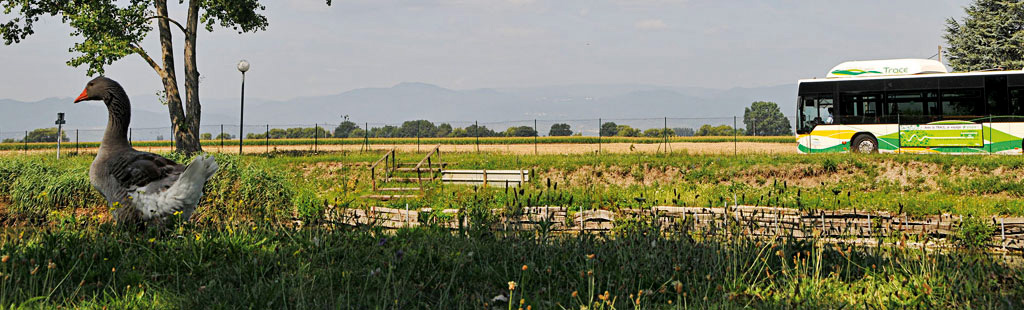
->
[[954, 216, 995, 249]]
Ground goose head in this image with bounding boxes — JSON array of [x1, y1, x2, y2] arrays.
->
[[74, 76, 124, 105]]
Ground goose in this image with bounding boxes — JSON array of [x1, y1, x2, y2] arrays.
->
[[74, 77, 218, 223]]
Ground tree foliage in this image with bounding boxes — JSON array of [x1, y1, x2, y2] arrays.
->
[[548, 123, 572, 136], [333, 121, 359, 138], [944, 0, 1024, 71], [614, 125, 640, 137], [504, 126, 538, 137], [642, 128, 673, 137], [246, 127, 331, 139], [2, 127, 70, 143], [695, 125, 744, 136], [600, 122, 618, 137], [743, 101, 792, 136], [673, 127, 695, 137]]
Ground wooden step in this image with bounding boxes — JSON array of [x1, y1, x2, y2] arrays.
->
[[363, 194, 420, 201], [379, 187, 421, 192], [397, 162, 449, 167], [387, 177, 433, 183], [394, 167, 442, 172]]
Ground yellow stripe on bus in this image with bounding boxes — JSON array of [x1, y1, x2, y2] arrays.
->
[[798, 130, 857, 141]]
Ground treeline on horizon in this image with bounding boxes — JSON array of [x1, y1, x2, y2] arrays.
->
[[240, 120, 754, 140], [3, 102, 794, 142]]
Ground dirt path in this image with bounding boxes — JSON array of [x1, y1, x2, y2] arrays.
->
[[1, 142, 796, 156]]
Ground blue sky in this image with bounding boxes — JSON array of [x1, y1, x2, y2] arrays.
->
[[0, 0, 970, 101]]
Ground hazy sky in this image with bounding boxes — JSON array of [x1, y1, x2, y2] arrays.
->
[[0, 0, 970, 102]]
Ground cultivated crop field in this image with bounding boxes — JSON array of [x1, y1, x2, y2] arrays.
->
[[1, 150, 1023, 308]]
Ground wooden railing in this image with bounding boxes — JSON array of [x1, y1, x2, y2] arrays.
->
[[414, 145, 442, 188], [370, 148, 395, 191]]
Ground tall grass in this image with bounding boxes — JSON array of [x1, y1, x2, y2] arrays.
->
[[0, 219, 1019, 308]]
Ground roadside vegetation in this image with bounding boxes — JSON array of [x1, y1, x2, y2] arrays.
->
[[2, 151, 1023, 308], [4, 151, 1024, 224]]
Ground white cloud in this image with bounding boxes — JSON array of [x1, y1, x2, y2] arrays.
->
[[634, 19, 668, 30]]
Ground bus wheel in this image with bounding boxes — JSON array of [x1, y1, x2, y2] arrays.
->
[[851, 135, 878, 154]]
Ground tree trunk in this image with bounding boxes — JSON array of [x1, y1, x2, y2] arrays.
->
[[154, 0, 190, 155], [177, 0, 202, 155]]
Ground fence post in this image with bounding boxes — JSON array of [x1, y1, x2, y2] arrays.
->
[[475, 120, 480, 153], [314, 123, 318, 153], [364, 122, 369, 153], [733, 116, 737, 156], [56, 123, 62, 160], [75, 129, 79, 154], [266, 124, 270, 153], [220, 124, 224, 153], [23, 131, 27, 153], [598, 118, 602, 154], [663, 116, 668, 154], [129, 128, 132, 147], [416, 121, 421, 152], [534, 119, 538, 155]]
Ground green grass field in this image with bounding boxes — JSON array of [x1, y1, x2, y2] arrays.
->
[[1, 151, 1023, 308]]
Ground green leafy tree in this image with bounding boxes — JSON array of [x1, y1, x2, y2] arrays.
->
[[247, 127, 329, 139], [0, 0, 333, 155], [200, 133, 212, 140], [369, 125, 400, 138], [215, 132, 234, 140], [334, 121, 359, 138], [548, 123, 572, 136], [399, 120, 436, 138], [695, 125, 744, 136], [13, 127, 71, 143], [600, 122, 619, 136], [673, 127, 695, 137], [615, 125, 640, 137], [435, 123, 453, 138], [944, 0, 1024, 71], [642, 128, 673, 137], [504, 126, 538, 137], [462, 124, 499, 137], [743, 101, 792, 136]]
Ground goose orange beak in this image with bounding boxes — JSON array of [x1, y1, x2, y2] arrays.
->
[[74, 88, 88, 103]]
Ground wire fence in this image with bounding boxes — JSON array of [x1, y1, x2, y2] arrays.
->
[[0, 116, 794, 142], [0, 116, 797, 154]]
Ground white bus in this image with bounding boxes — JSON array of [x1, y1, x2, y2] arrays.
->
[[797, 59, 1024, 154]]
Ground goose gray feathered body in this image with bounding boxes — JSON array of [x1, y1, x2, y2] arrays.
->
[[75, 77, 218, 223]]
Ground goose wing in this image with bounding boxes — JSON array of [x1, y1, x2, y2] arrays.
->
[[112, 151, 185, 190]]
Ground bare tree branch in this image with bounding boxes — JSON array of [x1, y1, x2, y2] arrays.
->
[[145, 15, 188, 38], [131, 44, 167, 79]]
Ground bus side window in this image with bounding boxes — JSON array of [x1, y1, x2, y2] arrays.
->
[[1011, 88, 1024, 117], [941, 88, 985, 121]]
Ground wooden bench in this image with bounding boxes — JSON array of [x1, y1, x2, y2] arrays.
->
[[441, 169, 530, 188]]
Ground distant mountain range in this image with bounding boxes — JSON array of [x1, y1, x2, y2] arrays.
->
[[0, 82, 795, 139]]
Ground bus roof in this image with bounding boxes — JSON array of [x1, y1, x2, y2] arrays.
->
[[825, 59, 947, 78], [799, 69, 1024, 84]]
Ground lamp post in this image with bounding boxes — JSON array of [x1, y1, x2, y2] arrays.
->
[[55, 112, 65, 159], [237, 60, 250, 154]]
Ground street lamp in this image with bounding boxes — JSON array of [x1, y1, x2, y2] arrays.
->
[[55, 112, 65, 159], [237, 59, 249, 154]]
